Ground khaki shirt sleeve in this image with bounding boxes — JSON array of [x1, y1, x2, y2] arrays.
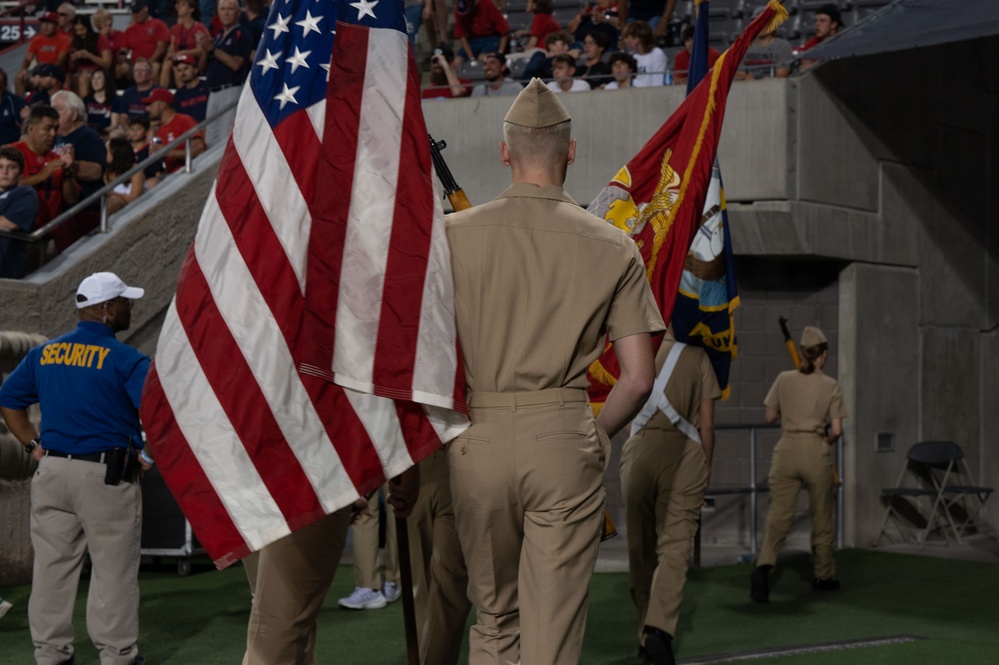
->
[[828, 380, 848, 419], [764, 373, 782, 410], [699, 351, 722, 401], [605, 240, 665, 341]]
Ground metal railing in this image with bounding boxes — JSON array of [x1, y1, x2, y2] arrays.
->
[[0, 0, 34, 48], [0, 94, 239, 248]]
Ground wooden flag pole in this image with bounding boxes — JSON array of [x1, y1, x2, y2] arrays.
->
[[396, 515, 420, 665]]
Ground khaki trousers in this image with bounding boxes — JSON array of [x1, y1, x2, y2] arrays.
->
[[243, 508, 351, 665], [449, 389, 607, 665], [407, 449, 472, 665], [352, 484, 399, 589], [29, 455, 142, 665], [621, 432, 706, 640], [757, 433, 836, 578]]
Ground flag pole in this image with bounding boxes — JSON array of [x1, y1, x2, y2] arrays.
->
[[395, 515, 420, 665]]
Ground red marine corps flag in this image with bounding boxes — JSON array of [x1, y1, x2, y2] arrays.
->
[[141, 0, 468, 568], [587, 0, 787, 406]]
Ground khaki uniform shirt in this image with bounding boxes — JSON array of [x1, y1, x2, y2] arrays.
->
[[639, 340, 721, 435], [446, 182, 664, 393], [764, 369, 848, 435]]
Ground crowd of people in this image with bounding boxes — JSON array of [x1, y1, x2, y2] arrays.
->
[[421, 0, 845, 98], [0, 0, 257, 280]]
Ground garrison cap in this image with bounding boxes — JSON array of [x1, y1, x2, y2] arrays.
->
[[504, 78, 571, 128], [800, 325, 828, 348]]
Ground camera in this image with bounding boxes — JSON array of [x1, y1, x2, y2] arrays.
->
[[434, 48, 443, 56]]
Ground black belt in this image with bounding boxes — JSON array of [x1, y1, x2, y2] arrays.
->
[[210, 83, 236, 92], [45, 449, 109, 463]]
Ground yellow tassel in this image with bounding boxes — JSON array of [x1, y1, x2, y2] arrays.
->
[[587, 356, 618, 389], [764, 0, 790, 34]]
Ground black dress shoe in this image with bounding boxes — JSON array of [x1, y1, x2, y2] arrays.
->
[[813, 577, 841, 592], [751, 565, 771, 603], [642, 626, 676, 665]]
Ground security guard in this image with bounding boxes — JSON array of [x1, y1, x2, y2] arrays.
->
[[751, 325, 848, 602], [621, 330, 720, 665], [445, 78, 664, 665], [0, 271, 151, 665]]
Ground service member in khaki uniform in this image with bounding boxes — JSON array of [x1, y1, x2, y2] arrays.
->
[[751, 325, 848, 603], [620, 332, 721, 665], [445, 78, 665, 665]]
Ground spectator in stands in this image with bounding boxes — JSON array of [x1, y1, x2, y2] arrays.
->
[[126, 115, 165, 187], [56, 4, 76, 37], [52, 90, 107, 244], [568, 0, 620, 49], [402, 0, 430, 51], [547, 54, 590, 93], [618, 0, 676, 38], [118, 59, 162, 126], [577, 31, 612, 88], [160, 0, 209, 87], [16, 12, 71, 96], [123, 0, 171, 81], [453, 0, 509, 70], [737, 8, 793, 80], [0, 68, 26, 147], [603, 51, 637, 89], [104, 137, 145, 214], [93, 8, 125, 56], [197, 0, 252, 148], [621, 20, 667, 87], [69, 17, 113, 98], [0, 147, 40, 280], [143, 88, 205, 172], [83, 69, 118, 131], [25, 65, 66, 111], [471, 52, 524, 97], [514, 0, 561, 53], [802, 3, 842, 52], [422, 45, 472, 99], [672, 24, 720, 85], [11, 105, 77, 236], [522, 31, 576, 81], [244, 0, 268, 52], [172, 54, 209, 122], [199, 0, 215, 31]]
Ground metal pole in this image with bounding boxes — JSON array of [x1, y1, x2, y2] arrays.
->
[[99, 195, 109, 233], [750, 427, 758, 556], [185, 137, 193, 173], [836, 434, 844, 549]]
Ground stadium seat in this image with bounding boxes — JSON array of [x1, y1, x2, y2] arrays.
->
[[505, 10, 533, 32], [876, 441, 997, 547], [459, 59, 487, 81], [502, 0, 530, 11]]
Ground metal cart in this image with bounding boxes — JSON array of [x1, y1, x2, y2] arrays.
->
[[140, 466, 203, 575]]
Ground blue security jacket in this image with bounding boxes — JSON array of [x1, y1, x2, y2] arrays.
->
[[0, 321, 150, 455]]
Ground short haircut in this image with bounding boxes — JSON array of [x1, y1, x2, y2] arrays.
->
[[545, 31, 570, 48], [583, 29, 610, 51], [532, 0, 553, 14], [622, 20, 656, 51], [127, 114, 150, 130], [0, 146, 25, 173], [26, 104, 59, 128], [816, 3, 843, 27], [132, 58, 152, 73], [551, 53, 576, 70], [503, 120, 572, 170], [608, 52, 638, 73], [682, 24, 695, 42], [52, 90, 86, 122]]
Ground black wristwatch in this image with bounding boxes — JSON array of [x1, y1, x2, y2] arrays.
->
[[24, 438, 40, 454]]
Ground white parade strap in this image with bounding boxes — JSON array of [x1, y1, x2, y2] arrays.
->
[[630, 342, 702, 444]]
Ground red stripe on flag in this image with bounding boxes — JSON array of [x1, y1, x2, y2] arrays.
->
[[270, 110, 322, 204], [173, 259, 325, 520]]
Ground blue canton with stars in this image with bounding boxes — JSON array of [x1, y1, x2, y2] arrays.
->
[[251, 0, 408, 127]]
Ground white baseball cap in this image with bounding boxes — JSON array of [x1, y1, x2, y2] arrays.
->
[[75, 272, 145, 309]]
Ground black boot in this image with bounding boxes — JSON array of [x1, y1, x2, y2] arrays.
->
[[813, 576, 841, 592], [750, 565, 771, 603], [642, 626, 676, 665]]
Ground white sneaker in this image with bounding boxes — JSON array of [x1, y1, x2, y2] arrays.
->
[[337, 587, 387, 610], [0, 600, 12, 620], [383, 582, 401, 603]]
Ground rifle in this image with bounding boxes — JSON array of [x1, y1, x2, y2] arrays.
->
[[429, 134, 618, 541], [778, 316, 800, 369]]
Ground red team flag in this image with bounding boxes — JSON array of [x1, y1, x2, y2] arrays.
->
[[140, 0, 468, 568], [587, 0, 787, 406]]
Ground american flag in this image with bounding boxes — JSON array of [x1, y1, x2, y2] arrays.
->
[[141, 0, 469, 569]]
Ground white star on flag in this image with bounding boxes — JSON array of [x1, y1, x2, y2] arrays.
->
[[320, 60, 331, 81], [267, 13, 291, 38], [257, 49, 282, 74], [274, 82, 300, 109], [295, 9, 323, 36], [286, 46, 312, 74], [350, 0, 378, 20]]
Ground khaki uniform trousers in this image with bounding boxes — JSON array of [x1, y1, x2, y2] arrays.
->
[[29, 456, 142, 665], [352, 484, 399, 590], [407, 449, 472, 665], [757, 433, 836, 578], [449, 389, 608, 665], [242, 508, 351, 665], [620, 432, 707, 640]]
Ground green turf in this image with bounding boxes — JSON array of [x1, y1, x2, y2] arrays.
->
[[1, 549, 997, 664]]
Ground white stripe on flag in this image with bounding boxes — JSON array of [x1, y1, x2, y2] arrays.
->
[[156, 298, 289, 552], [307, 99, 326, 143], [333, 28, 409, 391], [194, 191, 356, 513], [342, 389, 414, 481]]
